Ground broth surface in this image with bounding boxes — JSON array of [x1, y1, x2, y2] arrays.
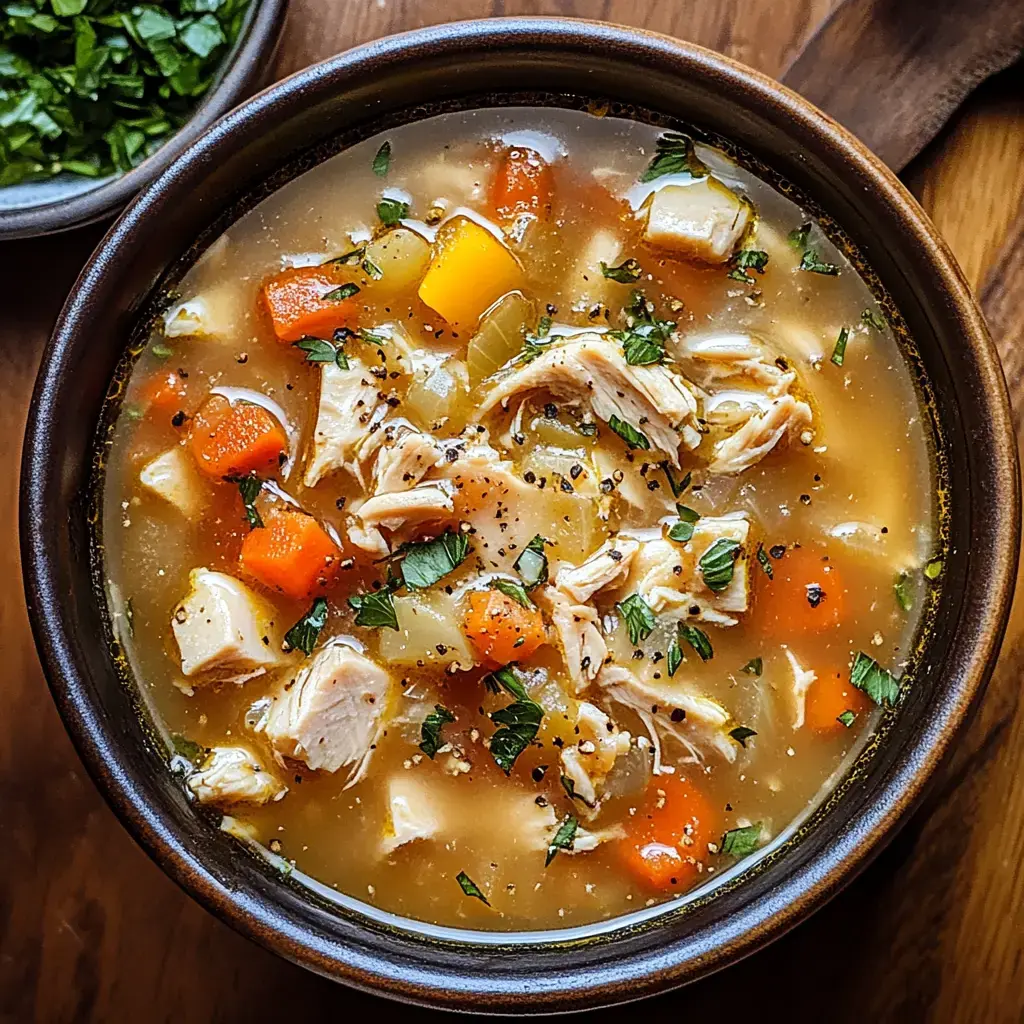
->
[[101, 107, 935, 930]]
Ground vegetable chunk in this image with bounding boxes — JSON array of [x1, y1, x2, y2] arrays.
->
[[139, 446, 206, 517], [643, 179, 752, 264], [463, 589, 546, 664], [490, 146, 554, 224], [190, 397, 287, 480], [260, 265, 359, 343], [187, 746, 287, 807], [418, 217, 523, 327], [240, 508, 342, 600]]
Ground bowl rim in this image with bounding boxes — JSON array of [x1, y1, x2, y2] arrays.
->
[[20, 16, 1021, 1012], [0, 0, 289, 241]]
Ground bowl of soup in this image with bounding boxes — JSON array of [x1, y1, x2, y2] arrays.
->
[[21, 18, 1019, 1011]]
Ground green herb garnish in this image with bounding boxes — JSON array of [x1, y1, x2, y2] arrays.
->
[[151, 342, 174, 359], [923, 558, 943, 580], [347, 588, 399, 630], [787, 222, 812, 250], [799, 250, 840, 276], [661, 464, 691, 499], [721, 823, 762, 857], [455, 870, 490, 905], [376, 196, 409, 226], [171, 733, 206, 768], [667, 503, 700, 543], [611, 289, 675, 366], [699, 538, 741, 592], [727, 249, 769, 282], [830, 326, 850, 367], [372, 140, 391, 177], [493, 579, 533, 608], [640, 132, 708, 182], [680, 623, 713, 662], [295, 336, 349, 370], [741, 657, 762, 676], [861, 308, 886, 331], [666, 636, 683, 677], [322, 282, 360, 302], [545, 814, 579, 866], [600, 258, 642, 283], [755, 544, 773, 579], [616, 593, 656, 646], [419, 704, 455, 759], [283, 597, 329, 655], [850, 651, 901, 707], [124, 596, 134, 636], [729, 726, 757, 748], [837, 710, 856, 728], [560, 774, 579, 801], [488, 666, 543, 774], [894, 571, 913, 612], [399, 530, 470, 590], [235, 474, 263, 529], [608, 415, 650, 451], [514, 534, 549, 589]]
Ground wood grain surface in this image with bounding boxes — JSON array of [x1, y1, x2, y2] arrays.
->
[[2, 3, 1023, 1021]]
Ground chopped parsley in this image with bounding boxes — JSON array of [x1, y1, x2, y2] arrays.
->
[[640, 132, 708, 182], [171, 733, 206, 767], [666, 635, 683, 677], [729, 725, 757, 748], [616, 593, 656, 645], [600, 258, 642, 283], [488, 666, 544, 774], [850, 651, 901, 707], [837, 710, 856, 728], [727, 249, 769, 282], [493, 578, 533, 608], [283, 597, 329, 655], [894, 571, 913, 612], [799, 250, 840, 276], [667, 503, 700, 543], [322, 282, 360, 302], [830, 326, 850, 367], [680, 623, 713, 662], [661, 463, 692, 499], [699, 538, 741, 592], [455, 870, 490, 905], [787, 222, 812, 250], [861, 308, 886, 331], [151, 342, 174, 359], [323, 245, 382, 282], [612, 289, 675, 366], [755, 544, 773, 579], [372, 140, 391, 177], [376, 196, 408, 226], [124, 596, 134, 636], [560, 774, 580, 801], [347, 588, 398, 630], [419, 704, 455, 759], [399, 530, 470, 590], [721, 823, 762, 857], [741, 657, 763, 676], [234, 474, 263, 529], [608, 415, 650, 451], [545, 814, 579, 866], [295, 336, 349, 370], [923, 558, 943, 580], [514, 534, 549, 589]]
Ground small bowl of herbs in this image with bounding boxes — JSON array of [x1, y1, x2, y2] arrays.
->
[[0, 0, 288, 239]]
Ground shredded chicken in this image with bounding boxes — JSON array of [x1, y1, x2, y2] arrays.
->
[[708, 394, 813, 475], [555, 538, 640, 603], [560, 701, 631, 810], [785, 648, 817, 730], [355, 481, 455, 533], [260, 643, 391, 786], [538, 586, 607, 694], [372, 429, 442, 494], [187, 745, 287, 807], [476, 334, 702, 465], [675, 333, 796, 397]]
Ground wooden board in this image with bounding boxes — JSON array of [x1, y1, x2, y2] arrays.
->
[[1, 4, 1022, 1020]]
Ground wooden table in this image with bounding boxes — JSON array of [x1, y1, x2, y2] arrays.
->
[[3, 3, 1023, 1020]]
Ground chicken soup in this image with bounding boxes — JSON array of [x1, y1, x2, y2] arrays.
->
[[101, 106, 938, 930]]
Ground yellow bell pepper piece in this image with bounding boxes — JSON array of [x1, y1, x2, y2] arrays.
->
[[418, 217, 523, 327]]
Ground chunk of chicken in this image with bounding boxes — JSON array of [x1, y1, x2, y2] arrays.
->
[[567, 228, 627, 310], [538, 586, 607, 694], [260, 644, 391, 785], [560, 701, 631, 808], [347, 522, 390, 558], [380, 774, 444, 854], [355, 481, 455, 533], [139, 445, 206, 517], [708, 394, 813, 475], [642, 178, 752, 264], [675, 333, 795, 397], [563, 824, 628, 854], [372, 429, 442, 494], [785, 648, 817, 731], [476, 334, 702, 466], [171, 569, 288, 683], [162, 282, 244, 341], [621, 515, 750, 626], [600, 665, 736, 764], [303, 359, 383, 487], [554, 538, 640, 603], [187, 745, 287, 807]]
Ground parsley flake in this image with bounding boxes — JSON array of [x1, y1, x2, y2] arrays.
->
[[400, 530, 470, 590], [799, 250, 840, 276], [837, 710, 856, 728], [640, 132, 708, 182], [721, 823, 762, 857], [376, 196, 409, 226], [456, 870, 490, 905], [234, 474, 263, 529], [756, 544, 773, 579], [493, 579, 533, 608], [850, 651, 901, 707], [347, 588, 399, 630], [419, 704, 455, 759], [283, 597, 329, 655], [295, 336, 349, 369], [600, 258, 643, 283], [545, 814, 579, 866], [729, 725, 757, 748], [680, 623, 713, 661], [514, 534, 549, 589], [699, 538, 741, 592], [830, 326, 850, 367], [616, 593, 656, 645], [608, 415, 650, 451], [372, 140, 391, 177], [488, 666, 544, 774], [741, 657, 762, 676]]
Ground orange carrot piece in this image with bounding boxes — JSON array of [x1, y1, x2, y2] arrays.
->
[[754, 545, 846, 635], [140, 370, 188, 418], [240, 508, 342, 601], [189, 397, 287, 480], [260, 265, 359, 343], [463, 589, 546, 664], [621, 774, 719, 890], [805, 665, 872, 733], [490, 146, 554, 223]]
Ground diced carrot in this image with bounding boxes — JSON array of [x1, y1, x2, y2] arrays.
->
[[621, 774, 719, 890], [754, 545, 846, 634], [140, 370, 188, 418], [463, 589, 546, 664], [490, 146, 554, 224], [804, 665, 872, 733], [189, 396, 287, 480], [417, 216, 523, 327], [240, 508, 342, 600], [260, 265, 359, 343]]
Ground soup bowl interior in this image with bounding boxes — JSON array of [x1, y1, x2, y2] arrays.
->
[[20, 18, 1019, 1012]]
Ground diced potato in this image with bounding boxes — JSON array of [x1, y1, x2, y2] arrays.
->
[[643, 178, 752, 264], [376, 592, 477, 669], [364, 227, 431, 293], [418, 217, 523, 327], [568, 228, 629, 310], [139, 446, 207, 517], [381, 775, 445, 854], [404, 359, 469, 431], [466, 291, 535, 385]]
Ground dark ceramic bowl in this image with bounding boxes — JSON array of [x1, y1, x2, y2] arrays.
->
[[0, 0, 289, 241], [20, 18, 1020, 1013]]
